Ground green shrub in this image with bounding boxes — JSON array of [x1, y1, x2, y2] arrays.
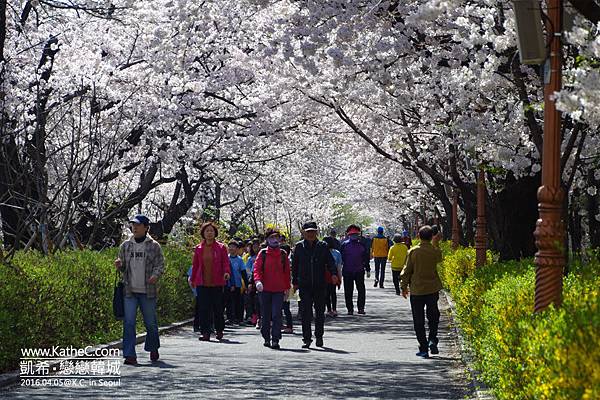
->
[[440, 244, 600, 399], [0, 245, 193, 372]]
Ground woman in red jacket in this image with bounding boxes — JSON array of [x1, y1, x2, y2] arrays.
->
[[253, 228, 291, 350], [190, 222, 231, 342]]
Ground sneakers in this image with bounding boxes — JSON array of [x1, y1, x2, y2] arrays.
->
[[216, 331, 224, 340], [302, 341, 311, 349], [199, 334, 210, 341], [124, 356, 137, 365], [150, 351, 159, 362], [271, 341, 280, 350], [316, 338, 324, 347], [416, 351, 429, 358], [357, 309, 366, 315], [429, 340, 439, 354], [263, 340, 271, 348]]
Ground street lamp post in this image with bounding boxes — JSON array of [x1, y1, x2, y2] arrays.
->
[[533, 0, 565, 313]]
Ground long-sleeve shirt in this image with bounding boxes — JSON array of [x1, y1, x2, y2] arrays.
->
[[400, 241, 443, 295], [228, 255, 248, 288], [340, 239, 369, 274], [388, 243, 408, 271]]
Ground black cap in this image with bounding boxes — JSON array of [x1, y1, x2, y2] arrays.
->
[[129, 214, 150, 226], [302, 221, 318, 231]]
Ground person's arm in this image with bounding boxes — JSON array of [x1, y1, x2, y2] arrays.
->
[[387, 246, 394, 262], [291, 244, 300, 287], [151, 243, 165, 279], [222, 246, 231, 280], [115, 243, 125, 271], [400, 250, 414, 298], [253, 251, 265, 291]]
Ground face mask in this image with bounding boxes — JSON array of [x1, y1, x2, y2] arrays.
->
[[349, 234, 359, 241], [267, 237, 280, 248]]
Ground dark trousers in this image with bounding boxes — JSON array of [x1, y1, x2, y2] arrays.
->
[[224, 287, 243, 322], [282, 301, 293, 327], [343, 271, 365, 312], [392, 270, 401, 294], [409, 292, 440, 352], [325, 283, 337, 312], [259, 291, 284, 342], [197, 286, 225, 336], [299, 287, 326, 343], [244, 289, 255, 320], [374, 257, 387, 284]]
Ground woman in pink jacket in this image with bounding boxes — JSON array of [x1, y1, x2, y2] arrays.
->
[[190, 222, 231, 342], [253, 228, 291, 350]]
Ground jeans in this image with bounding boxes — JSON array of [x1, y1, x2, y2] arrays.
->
[[392, 270, 402, 294], [299, 287, 326, 343], [197, 286, 225, 336], [123, 293, 160, 358], [343, 271, 365, 312], [409, 292, 440, 352], [259, 291, 284, 342], [326, 283, 337, 312], [374, 257, 387, 285]]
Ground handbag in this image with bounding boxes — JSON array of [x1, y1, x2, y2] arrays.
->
[[112, 271, 125, 320]]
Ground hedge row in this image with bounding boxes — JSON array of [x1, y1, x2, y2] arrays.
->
[[438, 247, 600, 399], [0, 245, 194, 373]]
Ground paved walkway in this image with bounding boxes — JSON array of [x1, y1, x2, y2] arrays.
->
[[3, 264, 472, 399]]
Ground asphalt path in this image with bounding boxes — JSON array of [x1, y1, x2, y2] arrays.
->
[[3, 263, 472, 399]]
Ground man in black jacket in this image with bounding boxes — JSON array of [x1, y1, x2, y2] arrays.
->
[[292, 221, 339, 348]]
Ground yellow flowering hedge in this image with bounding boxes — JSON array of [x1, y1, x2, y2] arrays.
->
[[439, 247, 600, 400]]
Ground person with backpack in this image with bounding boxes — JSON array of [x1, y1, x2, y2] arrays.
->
[[340, 224, 370, 315], [388, 233, 409, 295], [115, 214, 165, 366], [253, 228, 291, 350], [371, 226, 390, 288], [292, 221, 339, 348]]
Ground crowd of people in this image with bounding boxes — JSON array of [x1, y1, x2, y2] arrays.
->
[[115, 215, 443, 365]]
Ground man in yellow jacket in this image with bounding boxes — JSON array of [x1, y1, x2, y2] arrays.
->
[[371, 226, 390, 288], [400, 225, 443, 358], [387, 234, 408, 296]]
